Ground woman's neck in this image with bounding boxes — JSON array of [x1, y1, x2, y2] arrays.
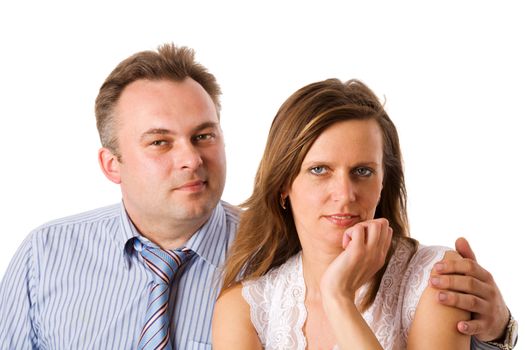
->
[[301, 244, 342, 300]]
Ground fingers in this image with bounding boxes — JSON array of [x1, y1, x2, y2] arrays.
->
[[456, 320, 485, 336], [368, 219, 392, 257], [455, 237, 477, 261], [349, 219, 391, 267], [430, 273, 490, 299], [342, 221, 370, 250], [434, 289, 490, 314], [432, 257, 492, 283], [342, 230, 351, 249], [384, 227, 393, 256], [350, 224, 366, 248], [343, 219, 391, 257]]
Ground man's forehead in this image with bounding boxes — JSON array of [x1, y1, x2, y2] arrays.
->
[[114, 78, 220, 134]]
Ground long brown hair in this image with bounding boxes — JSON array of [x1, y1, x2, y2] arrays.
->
[[222, 79, 417, 311]]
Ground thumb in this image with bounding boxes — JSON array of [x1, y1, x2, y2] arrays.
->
[[342, 230, 352, 249], [455, 237, 477, 261]]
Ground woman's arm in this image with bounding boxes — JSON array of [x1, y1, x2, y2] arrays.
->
[[212, 284, 263, 350], [320, 219, 391, 350], [407, 250, 471, 349], [323, 295, 383, 350]]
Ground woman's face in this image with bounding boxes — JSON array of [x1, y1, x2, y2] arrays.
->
[[287, 119, 384, 251]]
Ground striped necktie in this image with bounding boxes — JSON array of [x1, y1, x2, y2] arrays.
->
[[134, 238, 194, 350]]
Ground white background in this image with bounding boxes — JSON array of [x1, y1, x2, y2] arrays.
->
[[1, 0, 523, 344]]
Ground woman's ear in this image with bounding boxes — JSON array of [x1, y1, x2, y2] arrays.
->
[[280, 192, 288, 210]]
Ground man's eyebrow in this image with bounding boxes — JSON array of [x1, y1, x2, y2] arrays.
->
[[140, 122, 220, 141], [140, 128, 174, 141], [192, 122, 219, 133]]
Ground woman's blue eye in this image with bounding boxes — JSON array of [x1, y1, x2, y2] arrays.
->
[[309, 166, 327, 175], [353, 167, 373, 177]]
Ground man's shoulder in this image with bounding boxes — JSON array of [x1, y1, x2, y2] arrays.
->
[[33, 203, 122, 234], [8, 204, 123, 272], [220, 201, 241, 223]]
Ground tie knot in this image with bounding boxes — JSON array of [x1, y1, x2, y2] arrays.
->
[[134, 238, 194, 284]]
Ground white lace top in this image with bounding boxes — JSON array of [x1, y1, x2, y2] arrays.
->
[[242, 241, 449, 350]]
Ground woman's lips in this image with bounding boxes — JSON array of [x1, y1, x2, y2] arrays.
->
[[323, 214, 359, 227]]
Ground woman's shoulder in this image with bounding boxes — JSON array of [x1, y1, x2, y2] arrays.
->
[[400, 243, 453, 290], [386, 242, 462, 344], [214, 283, 264, 350], [242, 252, 303, 290], [409, 244, 451, 267], [406, 246, 471, 348], [216, 283, 246, 317], [241, 253, 304, 311], [238, 253, 306, 349]]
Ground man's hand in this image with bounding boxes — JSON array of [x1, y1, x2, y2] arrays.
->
[[430, 237, 509, 342]]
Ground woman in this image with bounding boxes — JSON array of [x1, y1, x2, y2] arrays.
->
[[213, 79, 470, 349]]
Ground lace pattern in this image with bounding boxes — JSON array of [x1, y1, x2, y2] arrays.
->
[[242, 242, 449, 350], [242, 254, 307, 349]]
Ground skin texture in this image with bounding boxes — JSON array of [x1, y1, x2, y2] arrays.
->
[[213, 119, 470, 349], [212, 285, 263, 350], [98, 78, 226, 249]]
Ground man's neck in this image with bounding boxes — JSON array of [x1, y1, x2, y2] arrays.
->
[[127, 211, 211, 250]]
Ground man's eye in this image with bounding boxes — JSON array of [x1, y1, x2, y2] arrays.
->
[[151, 140, 168, 146], [309, 166, 327, 175], [353, 167, 373, 177], [193, 133, 214, 142]]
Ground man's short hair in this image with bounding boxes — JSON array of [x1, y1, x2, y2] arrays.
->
[[95, 43, 221, 157]]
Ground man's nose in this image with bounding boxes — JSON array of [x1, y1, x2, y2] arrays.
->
[[176, 141, 203, 170]]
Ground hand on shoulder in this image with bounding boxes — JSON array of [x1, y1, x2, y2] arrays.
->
[[430, 237, 511, 343], [407, 250, 471, 349]]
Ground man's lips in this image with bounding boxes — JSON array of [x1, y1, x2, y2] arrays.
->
[[175, 180, 207, 192], [323, 214, 360, 227]]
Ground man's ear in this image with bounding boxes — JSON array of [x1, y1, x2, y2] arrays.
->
[[98, 147, 121, 184]]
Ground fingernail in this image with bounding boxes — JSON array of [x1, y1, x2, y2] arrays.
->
[[459, 322, 468, 332], [434, 263, 444, 272], [438, 292, 447, 301], [430, 277, 440, 286]]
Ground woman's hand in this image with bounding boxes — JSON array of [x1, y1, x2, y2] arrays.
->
[[318, 218, 391, 350], [320, 218, 393, 301]]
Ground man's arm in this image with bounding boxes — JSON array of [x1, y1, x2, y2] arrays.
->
[[430, 237, 517, 349], [0, 234, 38, 349]]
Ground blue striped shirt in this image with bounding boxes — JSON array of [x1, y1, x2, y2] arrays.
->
[[0, 201, 238, 349]]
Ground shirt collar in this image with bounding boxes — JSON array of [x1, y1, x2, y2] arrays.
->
[[118, 201, 229, 269], [184, 202, 228, 269]]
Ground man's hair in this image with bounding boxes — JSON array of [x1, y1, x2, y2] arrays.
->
[[95, 43, 221, 157]]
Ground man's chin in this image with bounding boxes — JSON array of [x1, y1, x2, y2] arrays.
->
[[172, 200, 217, 220]]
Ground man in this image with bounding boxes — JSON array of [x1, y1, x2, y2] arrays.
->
[[0, 44, 517, 349]]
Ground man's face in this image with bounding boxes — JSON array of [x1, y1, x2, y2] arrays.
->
[[112, 78, 226, 231]]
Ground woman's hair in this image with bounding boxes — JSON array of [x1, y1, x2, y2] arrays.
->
[[222, 78, 417, 311]]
